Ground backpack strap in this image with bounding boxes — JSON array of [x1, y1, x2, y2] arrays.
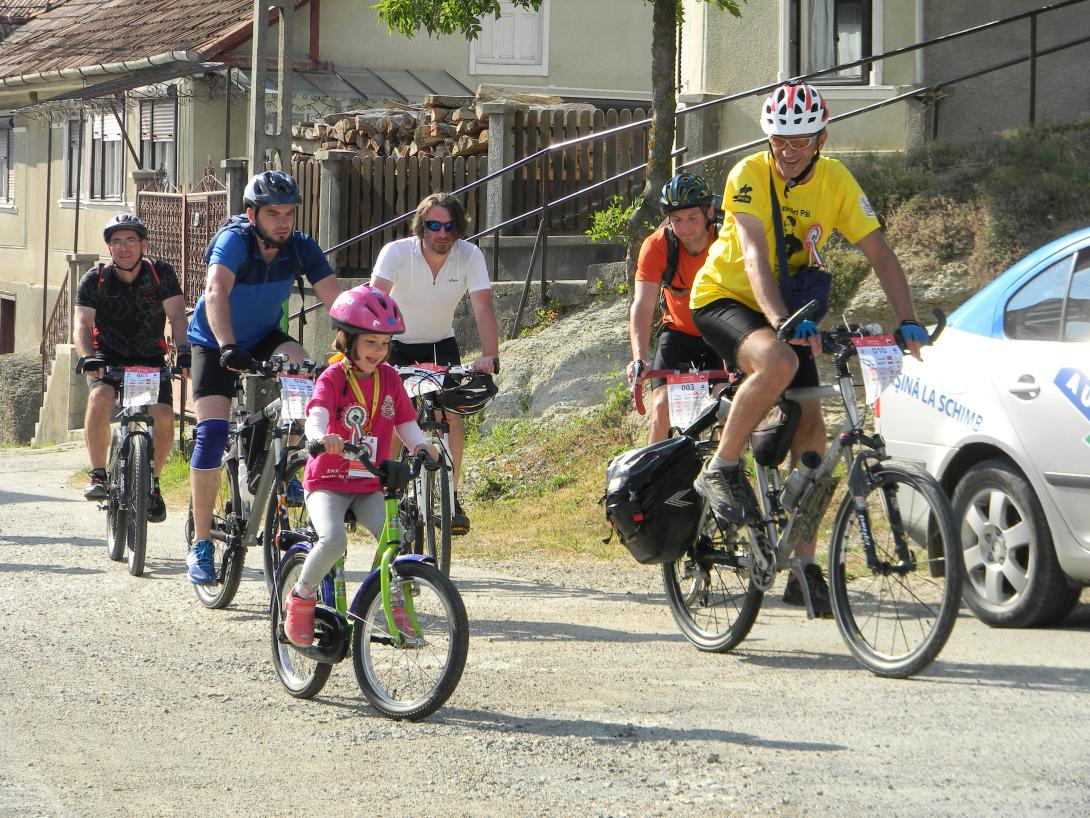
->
[[661, 227, 681, 292]]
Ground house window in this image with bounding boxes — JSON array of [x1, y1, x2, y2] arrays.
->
[[793, 0, 873, 84], [140, 98, 176, 184], [89, 111, 124, 200], [469, 0, 549, 76], [64, 118, 82, 198], [0, 122, 13, 204]]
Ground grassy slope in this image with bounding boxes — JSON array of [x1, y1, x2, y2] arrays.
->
[[460, 120, 1090, 561]]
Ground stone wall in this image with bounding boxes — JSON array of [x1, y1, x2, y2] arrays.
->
[[0, 353, 44, 446]]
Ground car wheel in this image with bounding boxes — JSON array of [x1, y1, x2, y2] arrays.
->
[[952, 459, 1080, 628]]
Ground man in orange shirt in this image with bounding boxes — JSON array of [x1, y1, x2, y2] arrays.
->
[[626, 172, 723, 443]]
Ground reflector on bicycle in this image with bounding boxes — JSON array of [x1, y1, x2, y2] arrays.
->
[[850, 334, 903, 405], [122, 367, 159, 408]]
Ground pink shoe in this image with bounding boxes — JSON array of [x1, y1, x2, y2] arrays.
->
[[284, 588, 316, 647]]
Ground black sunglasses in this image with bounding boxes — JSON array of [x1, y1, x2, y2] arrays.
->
[[425, 220, 456, 233]]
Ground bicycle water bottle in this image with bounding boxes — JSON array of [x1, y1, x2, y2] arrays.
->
[[779, 450, 823, 511], [334, 560, 347, 611]]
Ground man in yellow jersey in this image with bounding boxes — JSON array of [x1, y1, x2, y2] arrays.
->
[[689, 81, 930, 616]]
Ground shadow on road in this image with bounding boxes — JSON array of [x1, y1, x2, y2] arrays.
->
[[0, 489, 81, 505], [0, 562, 103, 576], [0, 534, 103, 549], [469, 617, 683, 645], [455, 575, 665, 608]]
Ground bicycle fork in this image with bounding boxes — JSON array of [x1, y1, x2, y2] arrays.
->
[[846, 457, 916, 576]]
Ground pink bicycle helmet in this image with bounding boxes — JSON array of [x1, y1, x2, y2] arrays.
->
[[329, 285, 405, 335], [760, 82, 829, 137]]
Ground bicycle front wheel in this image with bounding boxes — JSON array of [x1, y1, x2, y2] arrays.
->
[[351, 560, 468, 721], [828, 461, 961, 678], [125, 434, 151, 577], [271, 551, 333, 699], [105, 430, 126, 562], [186, 458, 246, 609], [662, 507, 764, 653], [423, 464, 452, 575], [262, 451, 309, 598]]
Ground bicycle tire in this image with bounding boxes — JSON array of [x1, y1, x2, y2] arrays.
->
[[351, 560, 468, 721], [262, 450, 310, 598], [105, 430, 126, 562], [423, 463, 452, 575], [125, 434, 151, 577], [662, 506, 764, 653], [187, 458, 246, 610], [828, 460, 962, 678], [271, 551, 334, 699]]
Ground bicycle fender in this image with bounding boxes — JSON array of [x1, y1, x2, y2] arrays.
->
[[348, 554, 436, 615]]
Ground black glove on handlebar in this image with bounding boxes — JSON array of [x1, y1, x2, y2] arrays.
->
[[219, 344, 253, 372], [77, 356, 106, 374], [175, 346, 192, 371]]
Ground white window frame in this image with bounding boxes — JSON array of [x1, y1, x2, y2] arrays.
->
[[88, 111, 125, 201], [139, 97, 177, 184], [0, 121, 13, 205], [63, 117, 82, 199], [469, 0, 550, 77]]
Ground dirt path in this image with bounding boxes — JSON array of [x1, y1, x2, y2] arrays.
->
[[1, 444, 1088, 817]]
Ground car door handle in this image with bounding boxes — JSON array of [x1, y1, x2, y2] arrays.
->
[[1008, 376, 1040, 399]]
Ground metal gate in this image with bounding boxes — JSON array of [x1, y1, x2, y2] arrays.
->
[[137, 189, 229, 307]]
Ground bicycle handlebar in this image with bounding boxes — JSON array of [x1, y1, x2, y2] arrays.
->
[[631, 367, 734, 416], [307, 440, 439, 477]]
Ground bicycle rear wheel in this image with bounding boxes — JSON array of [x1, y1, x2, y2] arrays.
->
[[662, 507, 764, 653], [105, 430, 126, 562], [828, 461, 961, 678], [351, 560, 468, 721], [271, 551, 334, 698], [262, 450, 309, 598], [125, 434, 150, 577], [423, 464, 452, 575], [186, 458, 246, 609]]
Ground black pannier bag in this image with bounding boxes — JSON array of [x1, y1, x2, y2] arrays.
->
[[604, 435, 704, 565], [750, 400, 800, 467]]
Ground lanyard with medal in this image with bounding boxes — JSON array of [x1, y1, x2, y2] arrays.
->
[[342, 359, 381, 478]]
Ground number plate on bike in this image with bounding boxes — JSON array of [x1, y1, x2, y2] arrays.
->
[[122, 367, 159, 408], [666, 372, 711, 429], [402, 363, 445, 397], [279, 375, 315, 420], [851, 334, 903, 405]]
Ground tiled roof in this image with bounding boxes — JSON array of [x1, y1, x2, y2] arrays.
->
[[0, 1, 60, 23], [0, 0, 254, 79]]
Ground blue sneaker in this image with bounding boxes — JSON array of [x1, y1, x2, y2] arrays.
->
[[187, 539, 216, 585], [286, 476, 304, 507]]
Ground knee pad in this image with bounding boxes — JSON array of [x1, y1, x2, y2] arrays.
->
[[191, 418, 229, 470]]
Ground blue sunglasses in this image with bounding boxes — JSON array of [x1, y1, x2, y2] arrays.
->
[[425, 220, 456, 233]]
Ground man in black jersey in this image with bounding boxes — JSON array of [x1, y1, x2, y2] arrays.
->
[[74, 215, 189, 522]]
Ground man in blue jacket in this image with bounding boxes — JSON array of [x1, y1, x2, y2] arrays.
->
[[185, 170, 342, 584]]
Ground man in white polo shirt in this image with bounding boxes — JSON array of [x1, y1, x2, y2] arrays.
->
[[371, 191, 500, 534]]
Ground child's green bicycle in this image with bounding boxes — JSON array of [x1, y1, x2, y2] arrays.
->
[[270, 443, 469, 721]]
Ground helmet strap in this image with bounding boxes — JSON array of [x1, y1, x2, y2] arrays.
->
[[113, 256, 144, 275], [769, 147, 821, 196]]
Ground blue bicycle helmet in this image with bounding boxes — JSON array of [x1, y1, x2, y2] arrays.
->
[[659, 172, 715, 213], [243, 171, 302, 208]]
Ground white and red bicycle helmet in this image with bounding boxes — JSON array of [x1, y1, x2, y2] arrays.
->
[[760, 82, 829, 137], [329, 285, 405, 335]]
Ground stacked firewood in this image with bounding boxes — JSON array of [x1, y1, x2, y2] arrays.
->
[[291, 95, 490, 160]]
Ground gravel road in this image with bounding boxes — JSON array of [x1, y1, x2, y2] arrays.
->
[[2, 444, 1088, 817]]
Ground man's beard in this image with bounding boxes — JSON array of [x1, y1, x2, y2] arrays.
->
[[254, 220, 290, 249]]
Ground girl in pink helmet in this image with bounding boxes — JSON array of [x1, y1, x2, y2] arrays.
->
[[284, 284, 437, 646]]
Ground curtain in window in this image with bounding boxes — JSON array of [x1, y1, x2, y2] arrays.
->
[[807, 0, 836, 73]]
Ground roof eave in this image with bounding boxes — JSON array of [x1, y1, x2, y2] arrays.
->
[[0, 49, 205, 90]]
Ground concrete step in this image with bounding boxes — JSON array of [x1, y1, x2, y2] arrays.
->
[[479, 235, 624, 282]]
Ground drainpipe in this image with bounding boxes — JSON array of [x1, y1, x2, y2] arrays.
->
[[0, 50, 205, 90], [39, 125, 53, 397], [72, 110, 84, 255]]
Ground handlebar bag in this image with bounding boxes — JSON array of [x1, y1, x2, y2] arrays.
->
[[604, 435, 703, 565]]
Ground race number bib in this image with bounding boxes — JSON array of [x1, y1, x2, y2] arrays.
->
[[851, 335, 904, 405], [402, 363, 445, 398], [122, 367, 159, 408], [346, 434, 379, 479], [666, 372, 711, 429], [279, 375, 315, 421]]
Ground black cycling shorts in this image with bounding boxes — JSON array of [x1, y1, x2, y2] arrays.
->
[[89, 354, 173, 406], [388, 336, 461, 369], [191, 327, 297, 400], [693, 298, 818, 390], [650, 328, 727, 390]]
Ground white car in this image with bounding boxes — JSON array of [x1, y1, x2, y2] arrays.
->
[[877, 227, 1090, 627]]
